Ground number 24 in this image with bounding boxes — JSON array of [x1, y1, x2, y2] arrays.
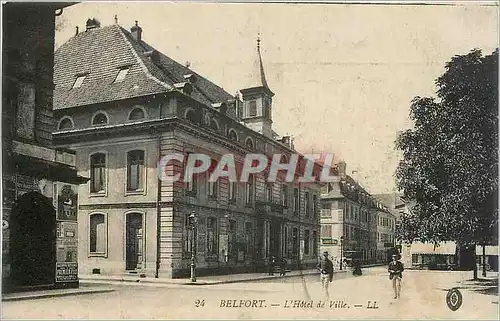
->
[[195, 299, 205, 307]]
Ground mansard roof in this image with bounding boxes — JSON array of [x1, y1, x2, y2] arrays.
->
[[54, 24, 234, 110]]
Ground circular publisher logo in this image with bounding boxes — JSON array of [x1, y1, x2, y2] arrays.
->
[[446, 288, 463, 311]]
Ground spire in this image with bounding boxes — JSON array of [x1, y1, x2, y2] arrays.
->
[[241, 33, 274, 96]]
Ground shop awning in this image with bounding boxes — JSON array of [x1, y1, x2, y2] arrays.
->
[[476, 245, 498, 256], [411, 242, 456, 255]]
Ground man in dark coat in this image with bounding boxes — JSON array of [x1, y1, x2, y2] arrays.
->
[[388, 254, 404, 299], [279, 257, 287, 277], [268, 256, 276, 276], [316, 251, 334, 300]]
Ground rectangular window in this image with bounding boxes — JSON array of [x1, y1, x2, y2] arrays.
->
[[183, 214, 194, 257], [312, 231, 318, 256], [127, 150, 144, 191], [338, 210, 343, 220], [229, 182, 237, 201], [312, 195, 317, 218], [246, 174, 254, 204], [90, 153, 106, 193], [282, 184, 288, 207], [293, 188, 299, 214], [266, 183, 273, 202], [245, 222, 253, 258], [321, 224, 332, 238], [305, 192, 310, 217], [208, 178, 218, 198], [89, 213, 106, 255], [228, 220, 236, 258], [248, 100, 257, 117], [292, 228, 299, 256], [304, 230, 310, 255], [185, 153, 197, 195], [284, 226, 289, 257], [321, 202, 331, 217], [207, 217, 218, 256]]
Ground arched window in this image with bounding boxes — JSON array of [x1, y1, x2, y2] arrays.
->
[[228, 129, 238, 142], [245, 137, 254, 149], [128, 107, 146, 121], [92, 112, 108, 126], [58, 117, 74, 130], [89, 213, 107, 255]]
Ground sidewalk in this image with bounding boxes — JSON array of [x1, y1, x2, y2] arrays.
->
[[80, 269, 348, 286], [2, 284, 115, 302]]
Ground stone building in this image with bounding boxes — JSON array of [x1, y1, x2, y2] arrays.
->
[[2, 3, 86, 293], [52, 20, 323, 278], [320, 161, 396, 265]]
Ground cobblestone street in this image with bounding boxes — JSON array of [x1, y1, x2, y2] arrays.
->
[[2, 267, 498, 319]]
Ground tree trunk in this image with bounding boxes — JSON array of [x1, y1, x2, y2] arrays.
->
[[482, 244, 487, 277], [473, 252, 478, 280]]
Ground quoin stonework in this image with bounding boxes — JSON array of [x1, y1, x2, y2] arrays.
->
[[53, 19, 327, 278]]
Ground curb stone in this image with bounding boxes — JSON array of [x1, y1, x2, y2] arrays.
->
[[2, 288, 115, 302], [79, 270, 349, 286]]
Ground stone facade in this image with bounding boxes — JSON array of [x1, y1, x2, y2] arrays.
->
[[53, 22, 322, 279], [319, 161, 396, 265]]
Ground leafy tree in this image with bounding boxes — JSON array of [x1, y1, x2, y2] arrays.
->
[[395, 49, 498, 278]]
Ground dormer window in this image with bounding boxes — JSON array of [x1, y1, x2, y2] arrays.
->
[[58, 117, 74, 130], [114, 67, 130, 83], [228, 129, 238, 142], [92, 112, 108, 126], [129, 106, 146, 121], [73, 75, 87, 88], [245, 137, 254, 149]]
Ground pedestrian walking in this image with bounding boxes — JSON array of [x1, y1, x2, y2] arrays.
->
[[279, 257, 287, 277], [268, 256, 276, 276], [316, 251, 334, 300], [388, 254, 404, 299]]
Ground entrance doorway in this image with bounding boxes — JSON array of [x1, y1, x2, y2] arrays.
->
[[269, 219, 282, 258], [10, 192, 56, 287], [125, 213, 143, 270]]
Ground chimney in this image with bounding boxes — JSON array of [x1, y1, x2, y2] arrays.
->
[[75, 26, 79, 36], [338, 160, 346, 180], [86, 18, 101, 31], [131, 21, 142, 41], [144, 50, 159, 63]]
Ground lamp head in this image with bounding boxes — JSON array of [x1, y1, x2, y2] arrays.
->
[[189, 211, 197, 225]]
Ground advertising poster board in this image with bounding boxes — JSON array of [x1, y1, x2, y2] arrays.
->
[[54, 183, 78, 283]]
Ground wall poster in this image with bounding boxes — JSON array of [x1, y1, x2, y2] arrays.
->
[[54, 183, 78, 283]]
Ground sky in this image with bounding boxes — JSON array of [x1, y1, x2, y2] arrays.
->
[[54, 2, 498, 195]]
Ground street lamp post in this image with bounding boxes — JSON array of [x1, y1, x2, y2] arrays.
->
[[189, 211, 197, 282], [340, 236, 344, 270]]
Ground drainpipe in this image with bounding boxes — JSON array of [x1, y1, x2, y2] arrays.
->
[[155, 132, 161, 278]]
